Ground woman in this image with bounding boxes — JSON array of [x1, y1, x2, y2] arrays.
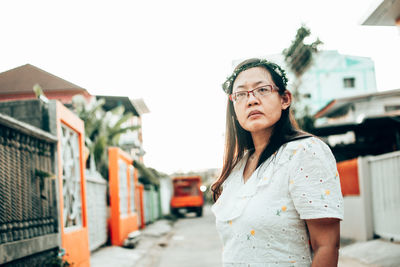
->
[[211, 58, 343, 267]]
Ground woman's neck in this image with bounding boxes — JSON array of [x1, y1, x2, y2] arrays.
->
[[251, 129, 272, 157]]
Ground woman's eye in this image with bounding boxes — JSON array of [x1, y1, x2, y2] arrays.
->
[[257, 87, 268, 93], [236, 92, 247, 98]]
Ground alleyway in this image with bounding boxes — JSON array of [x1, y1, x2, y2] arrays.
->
[[136, 205, 222, 267], [158, 205, 222, 267], [92, 205, 400, 267]]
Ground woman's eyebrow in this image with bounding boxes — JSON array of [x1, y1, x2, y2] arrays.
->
[[235, 81, 268, 90]]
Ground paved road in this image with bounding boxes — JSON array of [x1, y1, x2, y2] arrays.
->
[[134, 205, 399, 267], [156, 205, 222, 267]]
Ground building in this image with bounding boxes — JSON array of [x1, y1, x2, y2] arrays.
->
[[361, 0, 400, 30], [258, 50, 378, 114], [311, 0, 400, 161], [96, 95, 149, 162], [0, 62, 155, 173], [312, 89, 400, 162], [0, 64, 92, 104], [0, 63, 149, 162], [314, 88, 400, 126], [297, 6, 400, 242]]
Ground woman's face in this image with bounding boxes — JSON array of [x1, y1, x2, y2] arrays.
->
[[232, 67, 291, 135]]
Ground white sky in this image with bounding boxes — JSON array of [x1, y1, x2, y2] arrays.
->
[[1, 0, 399, 174]]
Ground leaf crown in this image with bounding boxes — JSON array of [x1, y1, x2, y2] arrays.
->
[[222, 59, 288, 94]]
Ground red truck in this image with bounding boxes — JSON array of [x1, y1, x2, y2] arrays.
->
[[170, 176, 204, 217]]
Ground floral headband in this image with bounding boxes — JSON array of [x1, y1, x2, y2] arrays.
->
[[222, 59, 288, 94]]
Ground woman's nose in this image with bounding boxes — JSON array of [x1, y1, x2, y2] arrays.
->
[[247, 91, 259, 105]]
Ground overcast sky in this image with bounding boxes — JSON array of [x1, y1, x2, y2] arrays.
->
[[1, 0, 399, 174]]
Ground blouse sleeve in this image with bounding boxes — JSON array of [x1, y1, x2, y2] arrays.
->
[[288, 137, 344, 220]]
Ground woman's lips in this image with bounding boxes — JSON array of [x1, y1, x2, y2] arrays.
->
[[248, 110, 263, 118]]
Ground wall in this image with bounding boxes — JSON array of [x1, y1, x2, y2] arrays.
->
[[159, 176, 173, 216], [86, 170, 108, 251], [300, 51, 377, 113], [340, 157, 374, 241], [108, 147, 139, 246], [0, 99, 49, 131], [0, 112, 60, 265], [368, 151, 400, 241]]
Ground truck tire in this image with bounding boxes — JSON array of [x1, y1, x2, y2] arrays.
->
[[171, 208, 179, 216], [196, 207, 203, 217]]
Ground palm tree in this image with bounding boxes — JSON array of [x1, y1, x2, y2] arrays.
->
[[72, 95, 140, 179], [283, 25, 323, 132]]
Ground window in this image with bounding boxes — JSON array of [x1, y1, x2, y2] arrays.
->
[[343, 77, 355, 88], [385, 105, 400, 112]]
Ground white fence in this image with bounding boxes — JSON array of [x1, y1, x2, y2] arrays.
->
[[341, 151, 400, 242], [144, 185, 161, 224], [86, 170, 108, 251], [159, 176, 173, 216], [368, 151, 400, 241]]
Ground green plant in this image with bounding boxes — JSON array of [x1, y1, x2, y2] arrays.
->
[[283, 24, 322, 131], [43, 250, 71, 267], [133, 160, 160, 186], [72, 95, 140, 179]]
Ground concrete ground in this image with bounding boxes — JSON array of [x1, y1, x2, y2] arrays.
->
[[339, 239, 400, 267], [91, 209, 400, 267], [90, 219, 173, 267], [154, 208, 222, 267]]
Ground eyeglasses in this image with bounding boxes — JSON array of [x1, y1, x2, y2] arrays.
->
[[229, 85, 278, 103]]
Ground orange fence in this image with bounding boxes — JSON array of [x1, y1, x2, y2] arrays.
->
[[337, 158, 360, 196], [108, 147, 141, 246], [136, 184, 145, 229], [55, 101, 90, 266]]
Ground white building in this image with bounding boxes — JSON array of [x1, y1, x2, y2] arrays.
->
[[314, 88, 400, 126]]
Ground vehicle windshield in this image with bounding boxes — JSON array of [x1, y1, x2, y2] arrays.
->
[[173, 179, 200, 197]]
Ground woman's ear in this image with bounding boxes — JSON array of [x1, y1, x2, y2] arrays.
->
[[281, 90, 292, 110]]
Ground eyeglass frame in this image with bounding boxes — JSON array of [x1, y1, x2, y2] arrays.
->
[[229, 84, 279, 103]]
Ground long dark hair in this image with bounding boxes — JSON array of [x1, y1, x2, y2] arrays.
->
[[211, 58, 310, 201]]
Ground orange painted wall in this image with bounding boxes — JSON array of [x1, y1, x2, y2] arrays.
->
[[108, 147, 140, 246], [120, 215, 138, 242], [137, 184, 145, 229], [56, 101, 90, 266], [337, 158, 360, 196], [62, 228, 90, 266]]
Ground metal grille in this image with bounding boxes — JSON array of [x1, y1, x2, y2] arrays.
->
[[0, 124, 57, 245], [60, 123, 82, 229]]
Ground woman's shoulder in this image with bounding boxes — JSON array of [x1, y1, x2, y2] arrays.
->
[[278, 136, 335, 164], [284, 135, 330, 152]]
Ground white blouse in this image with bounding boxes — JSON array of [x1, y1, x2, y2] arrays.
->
[[211, 137, 344, 267]]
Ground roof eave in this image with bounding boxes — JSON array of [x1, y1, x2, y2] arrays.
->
[[96, 95, 140, 116], [361, 0, 400, 26]]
